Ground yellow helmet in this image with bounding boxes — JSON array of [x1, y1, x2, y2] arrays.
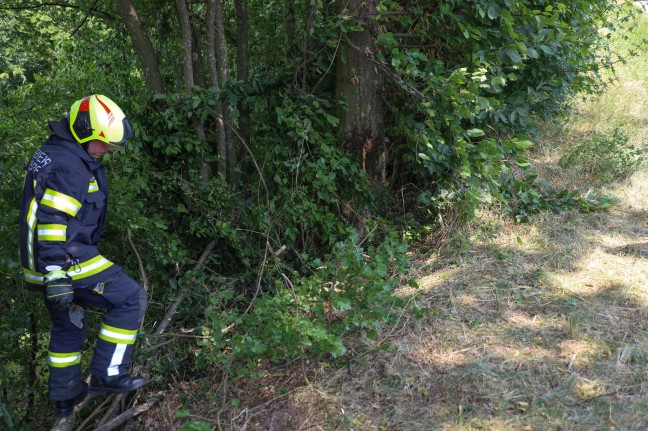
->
[[69, 95, 133, 146]]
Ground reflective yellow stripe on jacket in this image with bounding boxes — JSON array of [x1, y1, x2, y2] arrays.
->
[[68, 255, 113, 280], [37, 224, 67, 241], [22, 255, 114, 285], [40, 188, 82, 217], [26, 197, 38, 270]]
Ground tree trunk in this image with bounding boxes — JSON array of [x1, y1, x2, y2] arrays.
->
[[212, 0, 238, 189], [283, 0, 295, 63], [192, 25, 208, 89], [207, 0, 227, 178], [335, 0, 386, 184], [176, 0, 194, 93], [177, 0, 209, 181], [236, 0, 250, 152], [113, 0, 164, 94]]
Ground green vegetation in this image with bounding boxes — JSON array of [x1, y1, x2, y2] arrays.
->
[[0, 1, 644, 429], [203, 12, 648, 430]]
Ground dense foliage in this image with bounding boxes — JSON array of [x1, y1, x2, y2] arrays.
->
[[0, 0, 634, 427]]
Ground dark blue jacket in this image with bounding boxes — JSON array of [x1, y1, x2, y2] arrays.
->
[[19, 119, 121, 290]]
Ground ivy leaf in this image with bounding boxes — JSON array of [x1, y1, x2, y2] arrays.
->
[[515, 140, 534, 151]]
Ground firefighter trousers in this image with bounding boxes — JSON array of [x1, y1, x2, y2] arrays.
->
[[44, 269, 147, 401]]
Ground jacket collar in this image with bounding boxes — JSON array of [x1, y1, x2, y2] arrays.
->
[[47, 118, 99, 166]]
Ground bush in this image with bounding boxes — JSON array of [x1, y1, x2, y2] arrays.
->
[[559, 128, 647, 183]]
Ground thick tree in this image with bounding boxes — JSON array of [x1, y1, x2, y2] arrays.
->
[[335, 0, 386, 184]]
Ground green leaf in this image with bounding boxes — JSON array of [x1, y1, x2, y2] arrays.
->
[[174, 408, 191, 419], [487, 5, 500, 20], [466, 128, 486, 138], [538, 44, 554, 55], [526, 47, 539, 59], [515, 140, 534, 151], [179, 420, 212, 431], [491, 76, 506, 87], [377, 32, 397, 48], [506, 49, 522, 63]]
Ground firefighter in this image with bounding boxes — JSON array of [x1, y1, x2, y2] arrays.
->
[[19, 95, 148, 418]]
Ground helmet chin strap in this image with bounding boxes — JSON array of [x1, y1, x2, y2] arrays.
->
[[82, 142, 90, 152]]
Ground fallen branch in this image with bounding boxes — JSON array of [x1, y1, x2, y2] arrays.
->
[[153, 238, 218, 335], [90, 402, 152, 431]]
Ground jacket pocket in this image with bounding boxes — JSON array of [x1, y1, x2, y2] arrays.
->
[[75, 190, 105, 225]]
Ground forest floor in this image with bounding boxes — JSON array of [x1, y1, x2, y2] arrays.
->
[[132, 14, 648, 431], [191, 16, 648, 431]]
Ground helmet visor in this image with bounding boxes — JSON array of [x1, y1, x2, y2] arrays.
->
[[108, 117, 134, 148]]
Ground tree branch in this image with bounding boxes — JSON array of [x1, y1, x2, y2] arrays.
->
[[90, 403, 152, 431], [69, 0, 99, 36], [153, 238, 218, 336]]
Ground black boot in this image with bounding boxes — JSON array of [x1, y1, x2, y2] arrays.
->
[[55, 382, 88, 417], [89, 374, 148, 395]]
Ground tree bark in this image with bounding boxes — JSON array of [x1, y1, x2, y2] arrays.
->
[[177, 0, 209, 181], [335, 0, 386, 184], [176, 0, 194, 93], [236, 0, 250, 152], [207, 0, 227, 178], [212, 0, 238, 188], [283, 0, 295, 62], [113, 0, 164, 94]]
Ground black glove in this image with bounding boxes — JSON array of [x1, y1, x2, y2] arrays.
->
[[44, 269, 74, 310]]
